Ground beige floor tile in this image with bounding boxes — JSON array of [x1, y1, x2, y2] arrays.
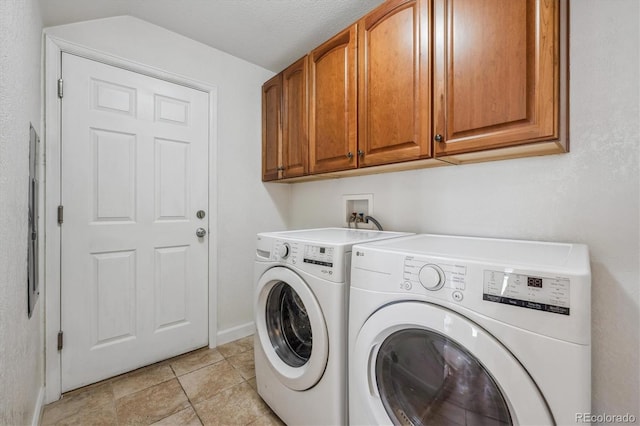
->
[[112, 363, 176, 400], [178, 360, 245, 404], [217, 335, 254, 358], [42, 382, 114, 425], [193, 382, 273, 426], [48, 402, 118, 426], [170, 347, 224, 376], [247, 409, 286, 426], [116, 378, 190, 425], [247, 377, 257, 392], [151, 406, 203, 426], [226, 350, 255, 380]]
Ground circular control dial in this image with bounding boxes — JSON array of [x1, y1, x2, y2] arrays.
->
[[418, 265, 445, 291], [277, 243, 290, 259]]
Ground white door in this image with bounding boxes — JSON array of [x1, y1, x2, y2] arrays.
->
[[254, 267, 328, 390], [60, 53, 209, 391], [350, 302, 553, 425]]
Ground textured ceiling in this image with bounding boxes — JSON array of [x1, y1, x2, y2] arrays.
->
[[39, 0, 385, 72]]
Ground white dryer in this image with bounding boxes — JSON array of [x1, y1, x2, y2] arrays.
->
[[349, 234, 591, 426], [254, 228, 411, 425]]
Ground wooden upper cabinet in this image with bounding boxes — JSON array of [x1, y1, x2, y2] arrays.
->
[[309, 25, 358, 174], [282, 56, 308, 178], [433, 0, 559, 156], [358, 0, 431, 167], [262, 74, 282, 181]]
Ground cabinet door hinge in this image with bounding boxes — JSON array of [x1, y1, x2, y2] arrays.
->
[[57, 205, 63, 224], [57, 331, 63, 351], [57, 78, 63, 99]]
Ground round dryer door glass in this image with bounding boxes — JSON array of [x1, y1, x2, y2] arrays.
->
[[265, 281, 312, 367], [376, 328, 512, 426]]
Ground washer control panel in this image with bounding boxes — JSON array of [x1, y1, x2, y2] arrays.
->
[[303, 245, 335, 267], [267, 239, 345, 282], [272, 240, 299, 263]]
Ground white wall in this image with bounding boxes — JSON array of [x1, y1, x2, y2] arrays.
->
[[44, 16, 289, 339], [289, 0, 640, 416], [0, 0, 45, 424]]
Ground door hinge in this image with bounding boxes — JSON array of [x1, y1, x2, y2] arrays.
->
[[57, 331, 63, 351], [57, 78, 63, 98], [57, 205, 63, 224]]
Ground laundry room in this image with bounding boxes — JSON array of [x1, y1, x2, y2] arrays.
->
[[1, 0, 638, 425]]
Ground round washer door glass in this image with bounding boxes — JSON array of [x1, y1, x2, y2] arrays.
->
[[266, 281, 312, 367], [376, 328, 511, 426]]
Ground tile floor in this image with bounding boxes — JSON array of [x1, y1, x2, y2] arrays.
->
[[41, 335, 285, 426]]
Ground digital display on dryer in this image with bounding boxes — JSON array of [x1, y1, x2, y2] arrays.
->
[[527, 276, 543, 288]]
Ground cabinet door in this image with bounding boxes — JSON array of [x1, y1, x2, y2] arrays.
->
[[282, 57, 308, 178], [433, 0, 558, 156], [358, 0, 431, 167], [262, 74, 282, 181], [309, 25, 358, 174]]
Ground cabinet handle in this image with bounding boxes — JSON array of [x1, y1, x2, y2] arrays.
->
[[357, 149, 364, 157], [434, 134, 443, 142], [277, 166, 285, 171], [346, 152, 354, 159]]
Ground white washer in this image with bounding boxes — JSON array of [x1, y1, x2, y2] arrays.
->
[[349, 234, 591, 426], [254, 228, 411, 425]]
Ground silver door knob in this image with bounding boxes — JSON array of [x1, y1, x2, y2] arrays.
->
[[196, 228, 207, 238]]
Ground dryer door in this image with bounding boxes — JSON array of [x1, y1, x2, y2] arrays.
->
[[255, 267, 328, 391], [351, 302, 553, 426]]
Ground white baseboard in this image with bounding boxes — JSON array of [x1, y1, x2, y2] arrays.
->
[[215, 322, 255, 346], [31, 386, 45, 426]]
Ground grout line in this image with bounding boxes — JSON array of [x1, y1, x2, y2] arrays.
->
[[112, 394, 121, 426], [172, 356, 227, 378], [174, 372, 206, 426]]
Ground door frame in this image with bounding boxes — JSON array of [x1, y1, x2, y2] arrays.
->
[[43, 35, 219, 403]]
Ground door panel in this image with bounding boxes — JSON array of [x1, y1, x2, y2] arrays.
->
[[154, 245, 190, 330], [309, 25, 358, 173], [61, 53, 209, 391], [433, 0, 558, 155], [91, 250, 136, 346], [155, 138, 190, 220], [262, 74, 282, 181], [358, 0, 431, 166], [92, 129, 136, 222], [282, 56, 308, 178]]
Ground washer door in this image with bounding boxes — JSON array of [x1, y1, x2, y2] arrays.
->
[[255, 267, 328, 391], [351, 302, 553, 425]]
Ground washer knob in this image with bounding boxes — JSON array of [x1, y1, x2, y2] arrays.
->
[[277, 243, 290, 259], [419, 265, 445, 291]]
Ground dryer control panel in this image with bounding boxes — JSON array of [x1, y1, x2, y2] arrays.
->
[[483, 270, 571, 315], [403, 256, 467, 292], [303, 245, 335, 267]]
